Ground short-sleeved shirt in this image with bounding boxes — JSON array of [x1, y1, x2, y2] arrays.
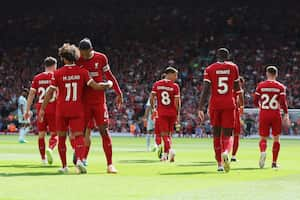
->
[[76, 51, 109, 104], [254, 80, 287, 115], [204, 61, 240, 110], [50, 64, 92, 117], [31, 72, 56, 114], [151, 79, 180, 117]]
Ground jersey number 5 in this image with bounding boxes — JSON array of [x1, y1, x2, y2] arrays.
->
[[217, 77, 229, 94]]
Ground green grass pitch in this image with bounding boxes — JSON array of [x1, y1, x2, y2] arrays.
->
[[0, 135, 300, 200]]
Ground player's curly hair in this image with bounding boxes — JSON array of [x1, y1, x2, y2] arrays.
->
[[58, 43, 80, 62]]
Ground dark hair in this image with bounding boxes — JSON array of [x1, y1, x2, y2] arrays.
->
[[161, 73, 166, 79], [43, 56, 57, 67], [266, 66, 278, 75], [79, 38, 93, 50], [58, 43, 79, 62], [216, 48, 230, 61], [164, 66, 178, 74]]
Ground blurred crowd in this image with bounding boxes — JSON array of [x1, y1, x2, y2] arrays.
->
[[0, 2, 300, 134]]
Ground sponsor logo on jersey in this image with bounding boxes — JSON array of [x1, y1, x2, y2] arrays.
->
[[89, 72, 99, 77]]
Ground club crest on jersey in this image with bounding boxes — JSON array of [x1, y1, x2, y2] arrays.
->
[[95, 63, 99, 69]]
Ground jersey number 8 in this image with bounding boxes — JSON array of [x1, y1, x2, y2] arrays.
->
[[161, 91, 171, 105]]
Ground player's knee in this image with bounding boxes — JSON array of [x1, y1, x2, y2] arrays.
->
[[38, 132, 46, 138], [273, 136, 280, 142], [99, 125, 108, 135]]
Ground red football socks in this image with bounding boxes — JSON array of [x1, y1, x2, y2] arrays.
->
[[213, 137, 222, 163], [155, 135, 162, 145], [58, 136, 67, 167], [162, 135, 170, 153], [49, 135, 58, 150], [84, 145, 90, 160], [101, 133, 112, 165], [259, 139, 267, 152], [222, 136, 231, 153], [38, 137, 46, 160], [75, 135, 85, 161], [70, 138, 76, 150], [232, 135, 239, 156], [272, 141, 280, 163]]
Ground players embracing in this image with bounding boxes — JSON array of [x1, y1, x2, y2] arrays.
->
[[76, 38, 122, 173], [39, 43, 113, 174]]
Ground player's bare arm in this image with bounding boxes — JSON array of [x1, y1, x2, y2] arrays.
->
[[175, 96, 181, 123], [88, 79, 113, 90], [24, 88, 36, 120], [103, 61, 123, 109], [143, 106, 151, 121], [150, 92, 156, 112], [39, 86, 55, 122], [198, 81, 211, 122]]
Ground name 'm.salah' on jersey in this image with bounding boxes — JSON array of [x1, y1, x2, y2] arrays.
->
[[204, 61, 240, 110], [50, 64, 92, 117]]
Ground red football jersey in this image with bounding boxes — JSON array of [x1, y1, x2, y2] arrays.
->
[[31, 72, 56, 114], [254, 80, 288, 115], [151, 79, 180, 117], [204, 61, 240, 110], [76, 51, 122, 104], [50, 64, 92, 117]]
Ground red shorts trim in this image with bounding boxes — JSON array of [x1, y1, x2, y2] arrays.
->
[[210, 109, 235, 128], [56, 115, 85, 132], [259, 113, 282, 137], [158, 116, 176, 133], [37, 113, 56, 132], [85, 103, 109, 128]]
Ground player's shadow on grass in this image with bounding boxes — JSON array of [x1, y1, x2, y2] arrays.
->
[[0, 172, 63, 177], [118, 159, 160, 164], [160, 171, 217, 175], [177, 161, 216, 167], [231, 167, 260, 171], [0, 164, 60, 169]]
